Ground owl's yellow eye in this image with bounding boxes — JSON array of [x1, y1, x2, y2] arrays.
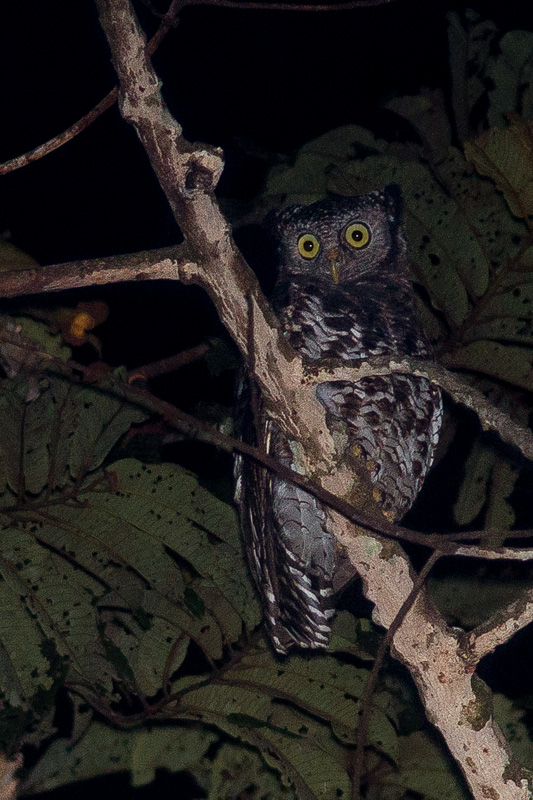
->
[[345, 222, 371, 249], [297, 233, 320, 259]]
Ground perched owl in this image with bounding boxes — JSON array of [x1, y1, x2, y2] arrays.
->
[[234, 185, 442, 655]]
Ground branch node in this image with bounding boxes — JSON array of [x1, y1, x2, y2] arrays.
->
[[184, 148, 225, 196]]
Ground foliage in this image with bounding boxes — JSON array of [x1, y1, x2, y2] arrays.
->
[[0, 321, 402, 800], [0, 8, 532, 800], [265, 10, 533, 537]]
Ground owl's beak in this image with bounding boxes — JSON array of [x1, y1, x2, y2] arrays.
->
[[327, 249, 341, 283]]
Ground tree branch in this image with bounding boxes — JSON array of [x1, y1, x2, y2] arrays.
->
[[0, 247, 186, 296], [127, 342, 210, 382], [0, 0, 182, 176], [351, 549, 442, 800], [453, 545, 533, 560]]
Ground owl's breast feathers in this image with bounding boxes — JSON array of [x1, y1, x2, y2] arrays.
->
[[273, 275, 432, 362], [275, 275, 442, 518]]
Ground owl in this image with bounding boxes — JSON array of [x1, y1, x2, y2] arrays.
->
[[234, 184, 442, 655]]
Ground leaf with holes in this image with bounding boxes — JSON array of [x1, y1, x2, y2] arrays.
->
[[22, 714, 218, 796], [220, 644, 397, 757], [465, 121, 533, 219], [180, 682, 351, 800]]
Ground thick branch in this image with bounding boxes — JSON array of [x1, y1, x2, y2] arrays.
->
[[0, 247, 185, 297], [93, 0, 348, 476], [331, 513, 528, 799]]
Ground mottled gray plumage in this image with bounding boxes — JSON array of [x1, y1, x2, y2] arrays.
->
[[234, 185, 442, 655]]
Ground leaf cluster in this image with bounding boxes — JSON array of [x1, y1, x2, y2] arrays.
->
[[0, 322, 435, 800]]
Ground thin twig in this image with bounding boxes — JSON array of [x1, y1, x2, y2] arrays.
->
[[0, 89, 118, 176], [127, 342, 210, 383], [0, 0, 182, 176], [0, 0, 393, 177]]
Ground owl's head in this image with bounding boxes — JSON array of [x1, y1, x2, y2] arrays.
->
[[270, 184, 407, 285]]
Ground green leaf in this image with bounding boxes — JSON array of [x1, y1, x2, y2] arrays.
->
[[493, 694, 533, 771], [453, 439, 495, 526], [221, 645, 397, 757], [384, 90, 452, 160], [486, 30, 533, 126], [447, 10, 498, 138], [465, 121, 533, 219], [443, 341, 533, 393], [67, 378, 147, 480], [208, 742, 295, 800], [329, 611, 376, 660], [22, 711, 218, 795], [484, 456, 518, 531], [265, 125, 388, 206], [130, 725, 218, 787], [0, 237, 39, 271], [3, 316, 71, 361], [181, 683, 351, 800], [0, 523, 114, 697], [0, 373, 146, 495], [453, 438, 518, 532], [261, 706, 351, 800], [430, 572, 533, 629]]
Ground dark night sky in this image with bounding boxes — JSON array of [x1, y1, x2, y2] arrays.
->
[[0, 0, 531, 267]]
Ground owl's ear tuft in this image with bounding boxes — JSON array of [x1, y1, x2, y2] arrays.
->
[[264, 205, 304, 239], [263, 208, 282, 237], [383, 183, 403, 220], [371, 183, 403, 217]]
